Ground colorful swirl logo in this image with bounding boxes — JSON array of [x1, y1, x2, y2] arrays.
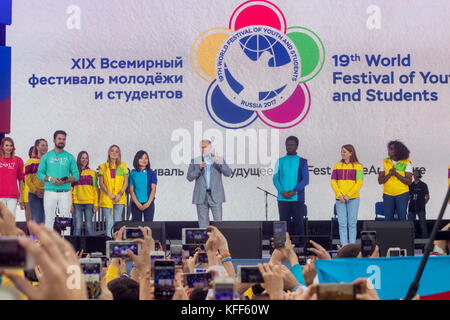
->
[[191, 0, 325, 129]]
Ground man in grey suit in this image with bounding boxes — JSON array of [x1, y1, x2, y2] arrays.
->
[[187, 140, 231, 227]]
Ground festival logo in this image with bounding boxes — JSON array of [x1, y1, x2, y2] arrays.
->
[[191, 0, 325, 129]]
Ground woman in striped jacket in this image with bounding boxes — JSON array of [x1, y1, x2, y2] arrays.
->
[[24, 139, 48, 224], [331, 144, 364, 246], [71, 151, 98, 236]]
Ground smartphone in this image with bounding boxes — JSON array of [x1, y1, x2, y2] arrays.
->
[[0, 237, 35, 270], [150, 251, 166, 280], [184, 272, 213, 288], [154, 260, 175, 300], [182, 228, 209, 245], [273, 221, 287, 248], [297, 255, 308, 266], [388, 247, 407, 257], [183, 244, 205, 257], [150, 251, 165, 265], [24, 269, 39, 282], [123, 227, 144, 240], [311, 282, 366, 300], [90, 252, 108, 267], [214, 277, 235, 300], [80, 258, 102, 282], [291, 236, 308, 257], [197, 252, 208, 264], [237, 266, 263, 283], [106, 241, 140, 259], [170, 244, 183, 266], [155, 241, 162, 251], [435, 230, 450, 240], [301, 239, 316, 256], [360, 231, 376, 257], [80, 258, 102, 300]]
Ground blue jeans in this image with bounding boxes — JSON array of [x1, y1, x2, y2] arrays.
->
[[73, 204, 94, 236], [28, 193, 45, 224], [336, 197, 360, 245], [383, 192, 409, 221], [102, 205, 124, 238]]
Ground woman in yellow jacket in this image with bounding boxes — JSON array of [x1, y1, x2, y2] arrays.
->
[[378, 140, 413, 221], [24, 139, 48, 224], [98, 145, 128, 238], [71, 151, 98, 236], [331, 145, 363, 245], [22, 146, 35, 222]]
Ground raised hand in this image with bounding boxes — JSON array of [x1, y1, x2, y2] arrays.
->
[[0, 221, 88, 300]]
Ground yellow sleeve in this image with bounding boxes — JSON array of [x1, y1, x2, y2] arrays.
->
[[105, 265, 119, 284], [98, 163, 105, 176], [25, 173, 41, 194], [93, 183, 99, 207]]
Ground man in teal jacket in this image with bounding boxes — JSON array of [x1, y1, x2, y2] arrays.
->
[[273, 136, 309, 236], [37, 130, 79, 230]]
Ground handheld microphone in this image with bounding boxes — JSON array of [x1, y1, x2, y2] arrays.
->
[[201, 147, 205, 170]]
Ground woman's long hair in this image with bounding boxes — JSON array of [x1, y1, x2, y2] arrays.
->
[[31, 139, 47, 159], [340, 144, 360, 164], [1, 137, 16, 159], [76, 151, 89, 173], [107, 145, 122, 167], [133, 150, 151, 171]]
